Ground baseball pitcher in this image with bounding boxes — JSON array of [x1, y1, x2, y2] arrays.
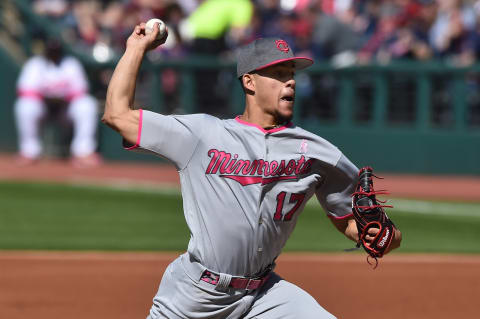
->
[[103, 22, 402, 318]]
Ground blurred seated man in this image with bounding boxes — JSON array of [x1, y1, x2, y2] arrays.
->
[[14, 38, 100, 166]]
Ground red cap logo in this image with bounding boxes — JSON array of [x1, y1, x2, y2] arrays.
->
[[275, 40, 289, 53]]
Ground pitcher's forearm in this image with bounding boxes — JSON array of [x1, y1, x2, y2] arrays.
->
[[102, 22, 163, 142], [387, 228, 402, 252], [104, 47, 145, 119], [102, 47, 145, 143]]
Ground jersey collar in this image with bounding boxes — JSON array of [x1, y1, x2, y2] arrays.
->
[[234, 116, 292, 134]]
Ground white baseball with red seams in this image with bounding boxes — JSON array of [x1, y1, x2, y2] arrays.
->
[[125, 110, 359, 318], [145, 18, 167, 40]]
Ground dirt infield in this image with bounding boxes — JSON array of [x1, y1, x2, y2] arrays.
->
[[1, 153, 479, 318], [1, 251, 479, 319]]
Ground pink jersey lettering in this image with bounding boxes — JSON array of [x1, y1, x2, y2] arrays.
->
[[206, 149, 313, 186]]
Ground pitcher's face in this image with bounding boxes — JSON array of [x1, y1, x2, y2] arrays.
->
[[253, 61, 296, 123]]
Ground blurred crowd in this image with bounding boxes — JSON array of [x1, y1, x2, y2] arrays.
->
[[30, 0, 480, 66], [10, 0, 480, 163]]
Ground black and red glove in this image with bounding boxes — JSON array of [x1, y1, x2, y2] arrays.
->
[[352, 167, 396, 267]]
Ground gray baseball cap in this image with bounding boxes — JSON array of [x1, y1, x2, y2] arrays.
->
[[236, 38, 314, 78]]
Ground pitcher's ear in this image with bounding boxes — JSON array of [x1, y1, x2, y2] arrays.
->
[[242, 73, 256, 94]]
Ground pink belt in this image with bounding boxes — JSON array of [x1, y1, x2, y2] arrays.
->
[[200, 270, 272, 290]]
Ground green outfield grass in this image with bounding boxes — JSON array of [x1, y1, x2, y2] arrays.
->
[[0, 181, 479, 253]]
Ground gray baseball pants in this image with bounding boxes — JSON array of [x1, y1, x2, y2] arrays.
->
[[146, 253, 336, 319]]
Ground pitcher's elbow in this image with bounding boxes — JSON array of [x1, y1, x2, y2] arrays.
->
[[101, 112, 112, 125], [101, 111, 120, 131]]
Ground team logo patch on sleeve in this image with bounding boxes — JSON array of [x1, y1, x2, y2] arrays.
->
[[205, 149, 314, 186]]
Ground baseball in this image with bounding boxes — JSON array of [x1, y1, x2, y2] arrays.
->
[[145, 18, 167, 40]]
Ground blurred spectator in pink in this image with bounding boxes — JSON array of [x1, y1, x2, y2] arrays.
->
[[14, 38, 100, 167]]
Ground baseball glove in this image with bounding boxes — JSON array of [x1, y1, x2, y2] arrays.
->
[[352, 166, 396, 267]]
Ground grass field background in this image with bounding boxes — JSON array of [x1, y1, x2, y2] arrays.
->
[[1, 180, 479, 253]]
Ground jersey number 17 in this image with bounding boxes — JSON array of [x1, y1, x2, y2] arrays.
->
[[273, 192, 306, 221]]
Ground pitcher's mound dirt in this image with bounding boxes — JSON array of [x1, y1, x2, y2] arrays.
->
[[1, 252, 479, 319]]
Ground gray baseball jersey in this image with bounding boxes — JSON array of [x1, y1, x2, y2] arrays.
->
[[127, 110, 358, 318]]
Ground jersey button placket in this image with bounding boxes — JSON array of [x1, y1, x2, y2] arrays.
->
[[265, 134, 269, 155], [257, 217, 264, 253], [257, 133, 271, 255]]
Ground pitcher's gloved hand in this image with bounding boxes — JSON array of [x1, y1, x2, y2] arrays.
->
[[352, 167, 397, 268]]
